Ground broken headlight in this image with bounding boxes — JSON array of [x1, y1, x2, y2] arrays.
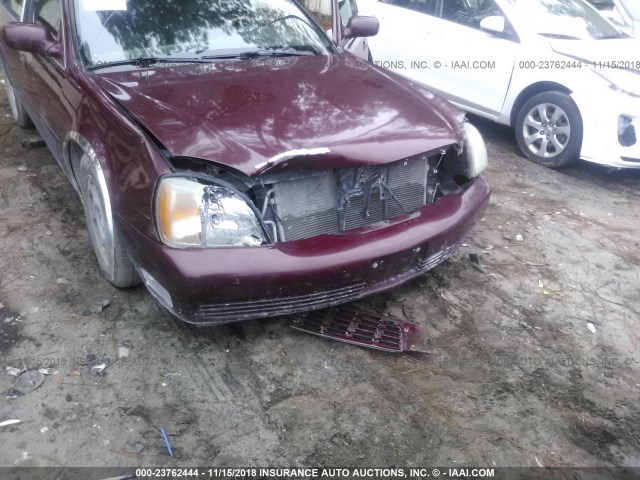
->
[[462, 122, 488, 178], [156, 177, 264, 248]]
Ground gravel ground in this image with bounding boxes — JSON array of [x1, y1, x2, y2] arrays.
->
[[0, 79, 639, 473]]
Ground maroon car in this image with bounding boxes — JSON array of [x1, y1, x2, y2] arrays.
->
[[0, 0, 490, 325]]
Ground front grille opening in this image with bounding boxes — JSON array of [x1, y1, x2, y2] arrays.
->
[[251, 147, 469, 242]]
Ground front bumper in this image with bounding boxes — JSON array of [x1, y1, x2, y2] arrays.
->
[[575, 87, 640, 168], [121, 176, 490, 325]]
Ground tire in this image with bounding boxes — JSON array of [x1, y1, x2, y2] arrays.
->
[[515, 91, 582, 168], [1, 64, 32, 128], [79, 153, 140, 288]]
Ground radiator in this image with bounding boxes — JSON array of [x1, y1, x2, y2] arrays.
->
[[272, 155, 429, 241]]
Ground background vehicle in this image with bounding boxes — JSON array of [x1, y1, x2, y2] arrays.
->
[[587, 0, 640, 36], [350, 0, 640, 169], [0, 0, 489, 325]]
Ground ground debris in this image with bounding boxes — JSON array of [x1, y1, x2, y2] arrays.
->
[[87, 353, 115, 376], [160, 428, 174, 457], [91, 299, 111, 315], [6, 388, 24, 399], [91, 363, 107, 374], [0, 419, 21, 428], [468, 253, 489, 273], [6, 366, 22, 376], [21, 137, 45, 149], [15, 370, 45, 394]]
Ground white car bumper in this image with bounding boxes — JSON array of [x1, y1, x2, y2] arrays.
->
[[574, 87, 640, 169]]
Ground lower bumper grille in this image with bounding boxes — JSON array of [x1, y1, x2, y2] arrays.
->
[[290, 305, 429, 352], [194, 236, 464, 324], [195, 283, 367, 322], [421, 238, 465, 270]]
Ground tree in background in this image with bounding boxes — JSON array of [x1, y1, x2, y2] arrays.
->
[[301, 0, 331, 16]]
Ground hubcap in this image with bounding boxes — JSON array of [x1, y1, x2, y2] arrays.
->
[[522, 103, 571, 159], [85, 175, 113, 272]]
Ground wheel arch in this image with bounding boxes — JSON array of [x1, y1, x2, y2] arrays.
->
[[509, 82, 572, 127], [67, 139, 85, 193], [64, 131, 106, 190], [63, 132, 114, 242]]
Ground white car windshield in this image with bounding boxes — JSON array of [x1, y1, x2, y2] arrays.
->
[[507, 0, 625, 39], [73, 0, 333, 67]]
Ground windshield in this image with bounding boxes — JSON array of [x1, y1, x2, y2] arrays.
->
[[73, 0, 334, 67], [506, 0, 624, 39], [619, 0, 640, 20]]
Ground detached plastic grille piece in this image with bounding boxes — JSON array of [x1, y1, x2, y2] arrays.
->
[[290, 305, 429, 352]]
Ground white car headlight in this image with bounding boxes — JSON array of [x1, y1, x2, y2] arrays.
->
[[593, 68, 640, 98], [156, 177, 264, 248], [463, 122, 488, 177]]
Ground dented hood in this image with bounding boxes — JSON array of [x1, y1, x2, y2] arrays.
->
[[94, 54, 466, 177]]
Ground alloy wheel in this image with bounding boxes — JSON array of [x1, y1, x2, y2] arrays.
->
[[521, 103, 571, 159]]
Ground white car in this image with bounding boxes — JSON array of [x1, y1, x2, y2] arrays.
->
[[345, 0, 640, 169]]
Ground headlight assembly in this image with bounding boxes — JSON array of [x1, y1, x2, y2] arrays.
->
[[462, 121, 488, 178], [156, 177, 265, 248]]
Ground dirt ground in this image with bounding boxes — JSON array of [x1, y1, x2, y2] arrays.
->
[[0, 75, 639, 474]]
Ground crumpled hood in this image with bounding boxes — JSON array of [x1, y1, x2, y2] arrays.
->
[[94, 54, 466, 177], [550, 37, 640, 70]]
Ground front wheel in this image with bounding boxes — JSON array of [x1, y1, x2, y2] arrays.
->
[[79, 153, 140, 288], [1, 64, 32, 128], [515, 91, 582, 168]]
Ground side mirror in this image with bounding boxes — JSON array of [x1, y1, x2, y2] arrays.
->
[[479, 16, 506, 35], [2, 22, 62, 58], [344, 16, 380, 39]]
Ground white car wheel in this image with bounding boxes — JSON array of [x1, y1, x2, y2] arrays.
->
[[515, 91, 582, 168]]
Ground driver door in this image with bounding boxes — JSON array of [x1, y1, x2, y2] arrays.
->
[[18, 0, 72, 161]]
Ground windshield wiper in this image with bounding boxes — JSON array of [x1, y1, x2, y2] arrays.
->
[[201, 47, 317, 60], [87, 56, 209, 71]]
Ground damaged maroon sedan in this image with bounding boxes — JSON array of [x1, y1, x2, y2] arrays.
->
[[0, 0, 490, 325]]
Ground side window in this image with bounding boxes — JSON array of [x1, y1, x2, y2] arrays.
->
[[33, 0, 62, 41], [438, 0, 503, 30], [1, 0, 24, 18], [382, 0, 437, 16], [339, 0, 359, 27]]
